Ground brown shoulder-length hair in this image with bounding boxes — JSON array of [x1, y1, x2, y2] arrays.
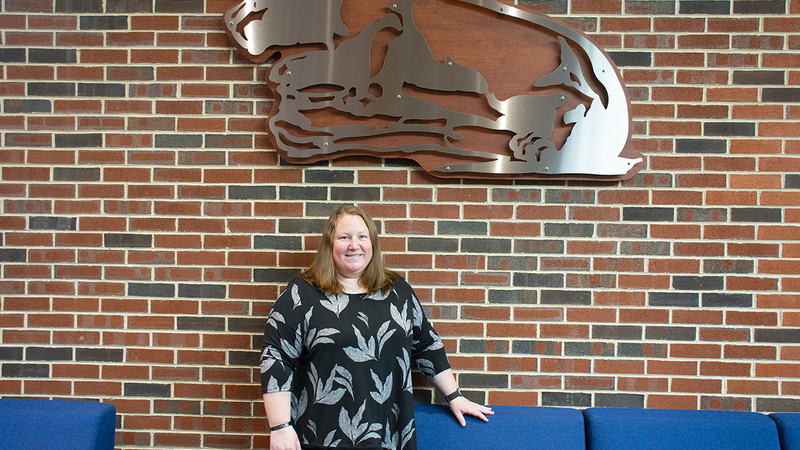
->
[[301, 205, 398, 295]]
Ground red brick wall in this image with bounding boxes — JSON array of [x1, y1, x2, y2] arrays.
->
[[2, 0, 800, 447]]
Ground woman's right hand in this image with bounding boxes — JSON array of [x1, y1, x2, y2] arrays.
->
[[269, 426, 301, 450]]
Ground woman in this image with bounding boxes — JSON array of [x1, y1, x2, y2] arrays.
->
[[260, 205, 493, 450]]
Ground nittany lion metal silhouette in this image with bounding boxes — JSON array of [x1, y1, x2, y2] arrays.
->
[[223, 0, 644, 180]]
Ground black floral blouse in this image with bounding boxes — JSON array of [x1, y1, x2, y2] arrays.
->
[[260, 277, 451, 450]]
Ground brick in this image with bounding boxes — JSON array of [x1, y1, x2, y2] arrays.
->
[[756, 362, 800, 379], [595, 359, 646, 375], [6, 231, 55, 247], [704, 224, 755, 240], [53, 99, 103, 114], [700, 327, 751, 342], [617, 307, 669, 324], [725, 344, 777, 360], [0, 116, 26, 131], [53, 30, 104, 46], [3, 166, 52, 181], [755, 329, 800, 343], [125, 184, 173, 199], [52, 363, 99, 379], [128, 283, 175, 298], [24, 380, 73, 396], [30, 48, 78, 64], [609, 51, 651, 67], [703, 260, 753, 276], [707, 87, 759, 102], [673, 377, 722, 394], [2, 363, 50, 378], [728, 275, 779, 291], [673, 239, 725, 256], [565, 342, 615, 359], [728, 379, 779, 395], [29, 183, 77, 199], [152, 267, 200, 282], [673, 275, 724, 290], [703, 293, 752, 308], [623, 207, 674, 222], [7, 64, 56, 80], [646, 326, 697, 341], [540, 357, 591, 373], [151, 201, 199, 216]]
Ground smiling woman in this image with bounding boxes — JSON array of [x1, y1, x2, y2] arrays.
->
[[331, 214, 374, 292], [300, 205, 388, 295], [258, 205, 492, 450]]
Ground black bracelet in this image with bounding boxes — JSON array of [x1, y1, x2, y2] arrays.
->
[[270, 422, 292, 432], [445, 388, 462, 403]]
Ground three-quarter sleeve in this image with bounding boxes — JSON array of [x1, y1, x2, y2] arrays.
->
[[260, 281, 306, 394], [406, 282, 451, 379]]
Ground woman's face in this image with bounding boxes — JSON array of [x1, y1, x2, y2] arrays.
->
[[332, 214, 373, 280]]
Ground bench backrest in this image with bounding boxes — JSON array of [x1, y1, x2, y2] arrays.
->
[[0, 398, 116, 450], [414, 403, 586, 450], [584, 407, 782, 450], [771, 413, 800, 450]]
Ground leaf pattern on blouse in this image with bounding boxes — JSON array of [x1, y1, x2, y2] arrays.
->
[[376, 320, 396, 357], [292, 387, 308, 422], [305, 308, 340, 349], [382, 419, 399, 450], [266, 310, 285, 330], [425, 330, 444, 352], [322, 429, 340, 447], [411, 294, 424, 328], [415, 358, 436, 378], [266, 375, 292, 392], [310, 363, 354, 405], [369, 369, 393, 404], [366, 289, 392, 301], [344, 325, 377, 362], [391, 302, 412, 336], [401, 418, 415, 450], [260, 346, 283, 374], [280, 322, 303, 361], [339, 400, 383, 445], [346, 320, 398, 363], [291, 283, 302, 309], [396, 348, 413, 393], [321, 292, 349, 317], [306, 419, 316, 441], [306, 326, 339, 349]]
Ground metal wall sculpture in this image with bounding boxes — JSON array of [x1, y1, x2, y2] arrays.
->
[[223, 0, 645, 180]]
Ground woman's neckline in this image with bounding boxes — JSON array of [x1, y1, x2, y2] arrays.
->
[[339, 277, 366, 294], [343, 288, 368, 295]]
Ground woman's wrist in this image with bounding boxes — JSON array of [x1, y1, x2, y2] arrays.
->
[[270, 422, 292, 432], [444, 388, 462, 403]]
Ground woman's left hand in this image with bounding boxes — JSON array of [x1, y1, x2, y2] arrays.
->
[[447, 396, 494, 426]]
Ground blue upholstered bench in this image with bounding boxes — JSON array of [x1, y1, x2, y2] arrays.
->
[[583, 407, 781, 450], [414, 403, 586, 450], [0, 398, 116, 450], [771, 413, 800, 450]]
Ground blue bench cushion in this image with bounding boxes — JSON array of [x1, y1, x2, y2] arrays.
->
[[414, 403, 586, 450], [584, 407, 781, 450], [770, 413, 800, 450], [0, 398, 116, 450]]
